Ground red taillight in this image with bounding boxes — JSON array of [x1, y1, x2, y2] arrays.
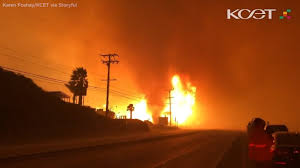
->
[[256, 144, 267, 148], [249, 143, 267, 148], [249, 143, 255, 147], [274, 161, 287, 165]]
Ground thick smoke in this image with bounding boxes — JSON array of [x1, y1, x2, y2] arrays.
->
[[104, 0, 300, 129], [1, 0, 300, 130]]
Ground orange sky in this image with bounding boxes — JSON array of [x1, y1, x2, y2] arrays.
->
[[0, 0, 299, 130]]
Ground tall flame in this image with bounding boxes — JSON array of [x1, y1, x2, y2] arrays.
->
[[162, 75, 196, 126], [130, 98, 153, 122]]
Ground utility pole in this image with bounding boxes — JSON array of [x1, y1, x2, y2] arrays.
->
[[168, 88, 174, 126], [100, 53, 119, 117]]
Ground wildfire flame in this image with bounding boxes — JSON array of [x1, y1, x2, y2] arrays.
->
[[129, 98, 153, 122], [162, 75, 196, 126], [118, 75, 196, 125]]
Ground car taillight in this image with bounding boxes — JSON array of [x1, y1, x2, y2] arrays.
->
[[274, 161, 287, 165], [249, 143, 255, 147], [256, 144, 267, 148], [249, 143, 267, 148]]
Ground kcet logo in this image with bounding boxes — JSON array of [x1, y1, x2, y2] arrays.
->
[[227, 9, 292, 20], [280, 9, 292, 19]]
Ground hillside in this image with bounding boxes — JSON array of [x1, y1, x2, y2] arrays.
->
[[0, 67, 149, 145]]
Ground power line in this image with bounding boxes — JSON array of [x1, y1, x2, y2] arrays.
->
[[0, 53, 72, 79], [0, 50, 106, 84], [1, 47, 147, 106], [1, 49, 143, 99], [1, 66, 69, 84], [1, 66, 106, 90], [110, 84, 142, 97], [1, 65, 144, 105], [110, 88, 143, 100], [1, 53, 108, 90]]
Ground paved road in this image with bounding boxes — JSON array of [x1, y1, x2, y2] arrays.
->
[[0, 130, 243, 168], [216, 135, 248, 168]]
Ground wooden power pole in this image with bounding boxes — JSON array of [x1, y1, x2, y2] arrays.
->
[[168, 89, 174, 126], [100, 53, 119, 117]]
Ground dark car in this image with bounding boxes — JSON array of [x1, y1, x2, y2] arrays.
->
[[266, 125, 288, 135], [271, 132, 300, 168]]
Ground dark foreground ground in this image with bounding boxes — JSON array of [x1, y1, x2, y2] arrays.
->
[[0, 130, 247, 168]]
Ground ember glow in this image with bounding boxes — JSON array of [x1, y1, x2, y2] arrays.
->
[[162, 75, 197, 126]]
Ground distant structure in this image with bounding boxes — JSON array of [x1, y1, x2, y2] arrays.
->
[[116, 115, 127, 119], [96, 108, 115, 119], [158, 116, 168, 126], [48, 91, 70, 102]]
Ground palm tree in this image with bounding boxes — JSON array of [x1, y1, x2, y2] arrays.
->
[[65, 80, 77, 103], [127, 104, 135, 119], [65, 67, 88, 105]]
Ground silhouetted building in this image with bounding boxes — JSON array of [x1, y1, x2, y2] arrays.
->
[[158, 117, 168, 126], [96, 109, 115, 119], [48, 91, 70, 102], [116, 115, 127, 119]]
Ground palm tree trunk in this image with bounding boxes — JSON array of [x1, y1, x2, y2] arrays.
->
[[78, 95, 83, 105], [72, 94, 75, 104]]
